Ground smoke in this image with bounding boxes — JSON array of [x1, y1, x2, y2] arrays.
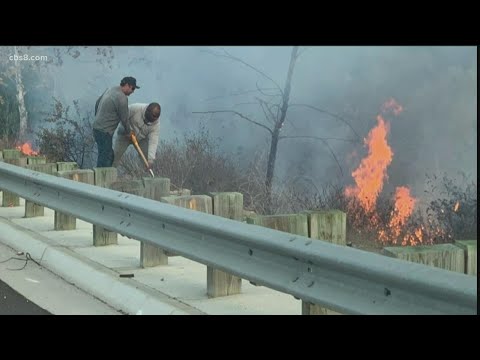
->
[[18, 46, 476, 197]]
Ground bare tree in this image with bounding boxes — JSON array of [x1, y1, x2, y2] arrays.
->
[[0, 46, 114, 142], [193, 46, 359, 213]]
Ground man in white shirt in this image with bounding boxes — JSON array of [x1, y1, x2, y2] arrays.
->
[[112, 102, 161, 169]]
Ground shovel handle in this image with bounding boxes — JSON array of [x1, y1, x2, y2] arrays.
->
[[130, 132, 153, 176]]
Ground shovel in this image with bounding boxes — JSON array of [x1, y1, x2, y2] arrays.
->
[[130, 132, 154, 178]]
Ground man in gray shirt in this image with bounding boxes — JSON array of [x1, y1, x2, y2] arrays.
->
[[93, 76, 140, 167]]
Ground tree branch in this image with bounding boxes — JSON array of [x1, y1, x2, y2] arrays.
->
[[295, 46, 311, 60], [203, 87, 278, 102], [279, 135, 359, 143], [255, 80, 282, 98], [192, 110, 273, 134], [289, 103, 361, 140], [278, 135, 345, 176], [255, 96, 278, 122], [202, 48, 284, 97], [255, 97, 276, 126]]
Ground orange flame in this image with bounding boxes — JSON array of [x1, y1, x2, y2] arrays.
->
[[16, 142, 39, 156], [385, 186, 417, 243], [345, 98, 437, 246], [390, 187, 416, 233], [345, 114, 393, 213]]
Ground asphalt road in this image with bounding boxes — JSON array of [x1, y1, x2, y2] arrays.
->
[[0, 278, 51, 315]]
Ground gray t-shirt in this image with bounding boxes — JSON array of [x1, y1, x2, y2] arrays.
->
[[93, 86, 130, 135]]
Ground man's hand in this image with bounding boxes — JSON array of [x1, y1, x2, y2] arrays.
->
[[147, 160, 154, 168]]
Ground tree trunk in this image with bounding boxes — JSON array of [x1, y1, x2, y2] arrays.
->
[[265, 128, 280, 212], [264, 46, 299, 213], [13, 46, 28, 142]]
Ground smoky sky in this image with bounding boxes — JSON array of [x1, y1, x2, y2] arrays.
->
[[22, 46, 477, 197]]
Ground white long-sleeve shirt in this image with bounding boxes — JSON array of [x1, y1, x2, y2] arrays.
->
[[116, 103, 161, 161]]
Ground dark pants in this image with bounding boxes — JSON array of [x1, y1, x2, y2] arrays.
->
[[93, 129, 114, 167]]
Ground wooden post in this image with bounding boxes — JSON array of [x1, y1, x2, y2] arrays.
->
[[302, 210, 347, 315], [2, 149, 22, 160], [93, 168, 118, 246], [161, 195, 213, 213], [110, 179, 168, 266], [383, 243, 465, 274], [246, 214, 309, 236], [27, 156, 47, 165], [24, 163, 58, 217], [54, 169, 94, 230], [57, 162, 78, 172], [158, 195, 213, 264], [169, 189, 191, 196], [25, 163, 58, 174], [305, 210, 347, 246], [138, 177, 171, 267], [1, 158, 27, 207], [109, 180, 145, 196], [454, 240, 477, 276], [206, 192, 243, 298], [22, 156, 48, 216], [142, 177, 170, 201], [246, 213, 308, 309]]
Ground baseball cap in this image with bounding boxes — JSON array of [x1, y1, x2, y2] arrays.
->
[[121, 76, 140, 89]]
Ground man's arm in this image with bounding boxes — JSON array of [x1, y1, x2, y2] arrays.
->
[[147, 123, 160, 164], [116, 94, 131, 134]]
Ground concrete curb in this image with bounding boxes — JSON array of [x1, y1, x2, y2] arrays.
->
[[0, 217, 203, 315]]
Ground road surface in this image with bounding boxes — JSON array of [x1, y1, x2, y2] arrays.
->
[[0, 278, 51, 315], [0, 241, 122, 315]]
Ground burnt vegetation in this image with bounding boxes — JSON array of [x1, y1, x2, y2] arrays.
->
[[116, 127, 477, 246]]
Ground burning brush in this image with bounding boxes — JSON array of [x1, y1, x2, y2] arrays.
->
[[344, 98, 450, 246]]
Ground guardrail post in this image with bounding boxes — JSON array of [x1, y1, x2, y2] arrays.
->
[[1, 155, 27, 207], [22, 156, 48, 216], [246, 213, 309, 236], [169, 189, 191, 196], [1, 149, 22, 159], [159, 195, 213, 264], [302, 210, 346, 315], [93, 168, 118, 246], [56, 162, 78, 172], [383, 243, 465, 274], [55, 169, 94, 230], [454, 240, 477, 276], [139, 177, 171, 267], [246, 213, 308, 303], [24, 163, 58, 217], [142, 177, 170, 201], [109, 180, 145, 196], [207, 192, 243, 298], [27, 156, 47, 165]]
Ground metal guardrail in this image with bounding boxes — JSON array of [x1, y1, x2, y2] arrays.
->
[[0, 161, 477, 315]]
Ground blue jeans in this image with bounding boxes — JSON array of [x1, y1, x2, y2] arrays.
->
[[93, 129, 114, 167]]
